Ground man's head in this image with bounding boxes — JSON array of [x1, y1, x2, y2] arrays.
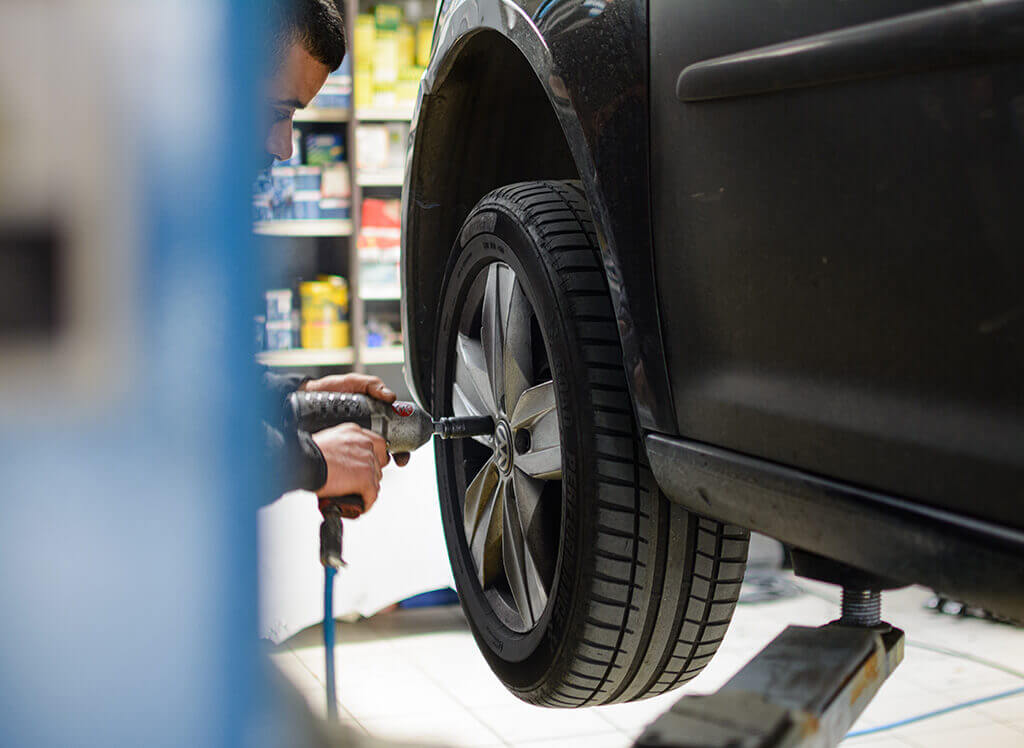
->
[[264, 0, 347, 166]]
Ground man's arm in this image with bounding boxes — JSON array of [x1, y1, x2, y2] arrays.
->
[[260, 372, 405, 509]]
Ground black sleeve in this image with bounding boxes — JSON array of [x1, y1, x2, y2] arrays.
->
[[261, 422, 327, 506], [259, 369, 323, 506], [263, 371, 309, 401], [262, 371, 310, 429]]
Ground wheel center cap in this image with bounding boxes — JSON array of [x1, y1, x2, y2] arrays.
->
[[494, 420, 513, 476]]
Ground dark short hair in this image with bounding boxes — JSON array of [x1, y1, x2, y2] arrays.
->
[[270, 0, 347, 72]]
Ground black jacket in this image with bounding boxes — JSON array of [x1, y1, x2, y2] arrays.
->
[[262, 372, 326, 505]]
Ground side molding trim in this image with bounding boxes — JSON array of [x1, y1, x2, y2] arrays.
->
[[677, 0, 1024, 102]]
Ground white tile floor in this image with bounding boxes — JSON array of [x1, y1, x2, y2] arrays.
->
[[269, 578, 1024, 748]]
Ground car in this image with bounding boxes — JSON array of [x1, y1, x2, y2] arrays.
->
[[399, 0, 1024, 708]]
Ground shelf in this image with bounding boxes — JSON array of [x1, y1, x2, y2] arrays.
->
[[294, 108, 350, 123], [254, 219, 353, 237], [356, 106, 415, 122], [256, 348, 355, 367], [357, 169, 405, 187], [361, 285, 401, 301], [361, 346, 405, 365]]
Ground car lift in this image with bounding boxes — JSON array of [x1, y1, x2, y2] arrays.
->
[[635, 559, 904, 748]]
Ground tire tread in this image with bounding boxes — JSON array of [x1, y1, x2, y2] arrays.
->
[[458, 181, 749, 707]]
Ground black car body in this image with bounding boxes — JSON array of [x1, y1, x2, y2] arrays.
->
[[402, 0, 1024, 631]]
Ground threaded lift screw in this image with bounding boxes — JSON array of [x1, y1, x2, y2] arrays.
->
[[841, 589, 882, 626]]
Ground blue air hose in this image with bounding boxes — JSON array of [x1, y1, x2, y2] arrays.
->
[[323, 566, 338, 722]]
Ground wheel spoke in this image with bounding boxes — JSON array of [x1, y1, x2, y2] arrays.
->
[[502, 476, 548, 627], [481, 264, 514, 413], [512, 468, 553, 582], [503, 279, 534, 417], [510, 381, 562, 480], [463, 460, 503, 588], [455, 333, 498, 418]]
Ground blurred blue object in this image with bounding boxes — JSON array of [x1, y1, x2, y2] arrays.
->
[[399, 588, 460, 609], [0, 2, 271, 746]]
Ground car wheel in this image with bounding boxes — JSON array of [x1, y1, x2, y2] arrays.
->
[[433, 180, 749, 706]]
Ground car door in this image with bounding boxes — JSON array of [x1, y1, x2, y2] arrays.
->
[[649, 0, 1024, 527]]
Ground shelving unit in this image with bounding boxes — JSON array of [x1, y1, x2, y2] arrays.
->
[[356, 168, 405, 187], [294, 108, 350, 123], [254, 219, 352, 237], [257, 348, 355, 367], [355, 105, 415, 122], [255, 0, 425, 384]]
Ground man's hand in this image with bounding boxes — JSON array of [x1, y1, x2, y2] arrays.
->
[[301, 373, 395, 402], [312, 422, 390, 515], [301, 374, 411, 467]]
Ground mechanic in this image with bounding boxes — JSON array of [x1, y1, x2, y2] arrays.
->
[[260, 0, 409, 510]]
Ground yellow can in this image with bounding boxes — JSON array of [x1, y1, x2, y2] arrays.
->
[[316, 274, 350, 315], [301, 322, 351, 350], [300, 281, 337, 323]]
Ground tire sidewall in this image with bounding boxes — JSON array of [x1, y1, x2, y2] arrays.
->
[[433, 206, 598, 694]]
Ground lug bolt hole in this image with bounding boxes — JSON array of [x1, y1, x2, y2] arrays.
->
[[514, 429, 531, 455]]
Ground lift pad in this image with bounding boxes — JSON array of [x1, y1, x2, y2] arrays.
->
[[635, 622, 904, 748]]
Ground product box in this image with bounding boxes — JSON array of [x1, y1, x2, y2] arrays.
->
[[354, 70, 374, 110], [358, 198, 401, 289], [252, 170, 274, 222], [355, 123, 407, 173], [397, 23, 415, 69], [266, 289, 294, 322], [416, 20, 433, 67], [373, 34, 400, 85], [294, 166, 322, 191], [269, 166, 297, 220], [319, 198, 351, 221], [265, 320, 296, 350], [321, 165, 351, 200], [374, 5, 403, 32], [354, 15, 376, 72], [310, 76, 352, 111], [305, 134, 345, 166]]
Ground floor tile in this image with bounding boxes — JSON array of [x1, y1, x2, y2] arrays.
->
[[593, 692, 681, 732], [900, 722, 1024, 748], [510, 732, 632, 748], [337, 663, 465, 720], [360, 710, 504, 747], [269, 581, 1024, 748], [269, 649, 323, 691], [472, 701, 614, 744]]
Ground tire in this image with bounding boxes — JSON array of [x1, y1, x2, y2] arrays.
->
[[432, 180, 750, 707]]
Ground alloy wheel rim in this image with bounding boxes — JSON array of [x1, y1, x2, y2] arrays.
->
[[451, 262, 563, 629]]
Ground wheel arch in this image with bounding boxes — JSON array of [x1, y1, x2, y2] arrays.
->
[[401, 0, 677, 433], [401, 28, 579, 416]]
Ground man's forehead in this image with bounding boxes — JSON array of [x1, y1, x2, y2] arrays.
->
[[269, 43, 331, 108]]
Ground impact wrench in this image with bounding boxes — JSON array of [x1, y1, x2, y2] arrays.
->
[[287, 391, 494, 721]]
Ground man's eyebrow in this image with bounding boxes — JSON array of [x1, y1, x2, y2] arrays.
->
[[274, 97, 306, 110]]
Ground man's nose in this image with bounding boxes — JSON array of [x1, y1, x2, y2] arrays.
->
[[266, 123, 294, 162]]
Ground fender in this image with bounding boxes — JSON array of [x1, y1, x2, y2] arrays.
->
[[400, 0, 677, 434]]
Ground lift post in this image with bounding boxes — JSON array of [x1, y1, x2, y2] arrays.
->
[[635, 620, 904, 748]]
